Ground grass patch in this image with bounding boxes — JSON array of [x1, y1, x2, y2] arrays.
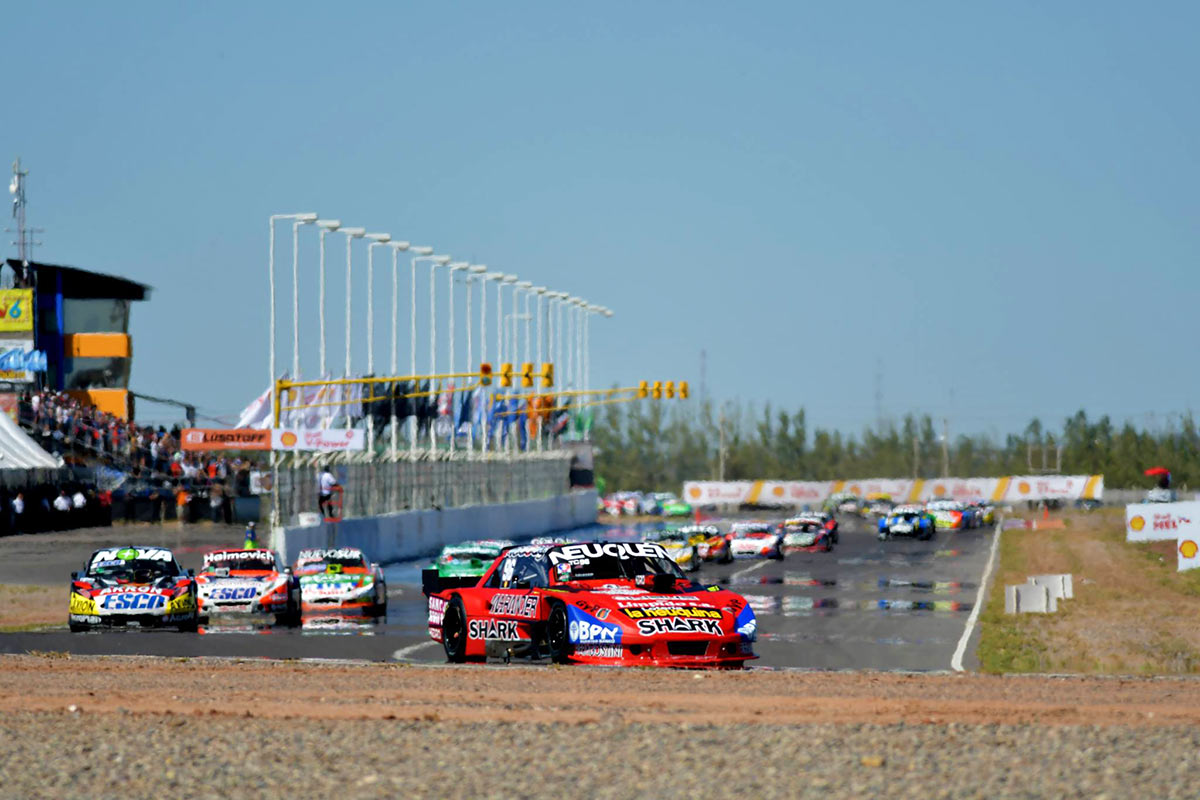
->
[[978, 507, 1200, 675]]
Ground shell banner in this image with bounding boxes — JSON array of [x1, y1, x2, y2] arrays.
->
[[1125, 500, 1200, 545], [682, 475, 1103, 507]]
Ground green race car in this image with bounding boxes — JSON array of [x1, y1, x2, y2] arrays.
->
[[422, 539, 514, 591]]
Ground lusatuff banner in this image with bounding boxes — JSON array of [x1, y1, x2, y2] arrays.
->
[[181, 428, 272, 451], [682, 475, 1104, 507], [1125, 500, 1200, 543], [271, 428, 364, 452]]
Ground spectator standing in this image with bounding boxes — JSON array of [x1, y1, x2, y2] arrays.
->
[[318, 465, 339, 519], [11, 492, 24, 534], [53, 490, 71, 513]]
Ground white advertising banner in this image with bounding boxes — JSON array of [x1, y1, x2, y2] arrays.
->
[[1125, 501, 1200, 543], [1179, 536, 1200, 572], [272, 428, 365, 452], [683, 475, 1103, 507]]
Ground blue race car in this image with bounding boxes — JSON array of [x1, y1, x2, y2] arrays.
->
[[878, 505, 935, 541]]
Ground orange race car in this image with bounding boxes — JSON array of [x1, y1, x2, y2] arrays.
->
[[293, 547, 387, 617]]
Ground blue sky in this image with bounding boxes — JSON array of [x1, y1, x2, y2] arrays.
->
[[5, 2, 1197, 436]]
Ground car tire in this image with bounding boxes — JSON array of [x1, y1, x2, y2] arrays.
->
[[68, 622, 88, 633], [178, 617, 199, 633], [442, 596, 468, 663], [546, 603, 571, 664], [878, 531, 889, 541]]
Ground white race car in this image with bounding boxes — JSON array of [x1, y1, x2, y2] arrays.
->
[[728, 522, 785, 560], [195, 548, 301, 627]]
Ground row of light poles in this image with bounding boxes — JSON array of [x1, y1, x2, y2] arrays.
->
[[267, 213, 613, 459]]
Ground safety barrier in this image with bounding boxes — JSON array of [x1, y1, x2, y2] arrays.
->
[[272, 488, 598, 565]]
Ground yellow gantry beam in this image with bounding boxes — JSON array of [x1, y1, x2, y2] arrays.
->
[[271, 364, 687, 426]]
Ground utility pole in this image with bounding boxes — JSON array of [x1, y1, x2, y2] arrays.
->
[[873, 357, 883, 431], [912, 435, 919, 480], [6, 158, 43, 263], [941, 417, 950, 478], [717, 404, 727, 481]]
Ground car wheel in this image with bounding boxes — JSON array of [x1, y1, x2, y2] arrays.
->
[[878, 531, 889, 541], [546, 603, 571, 664], [68, 622, 88, 633], [442, 596, 468, 663], [178, 617, 199, 633]]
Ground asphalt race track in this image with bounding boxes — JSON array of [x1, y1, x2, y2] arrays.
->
[[0, 515, 996, 670]]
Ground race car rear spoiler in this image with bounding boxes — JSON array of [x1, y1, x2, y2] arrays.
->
[[421, 567, 482, 595]]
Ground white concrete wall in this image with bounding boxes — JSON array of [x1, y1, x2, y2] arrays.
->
[[271, 489, 599, 565]]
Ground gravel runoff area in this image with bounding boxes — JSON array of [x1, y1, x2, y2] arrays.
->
[[2, 656, 1199, 798]]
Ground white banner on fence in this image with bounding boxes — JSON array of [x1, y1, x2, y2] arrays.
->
[[272, 428, 365, 452], [683, 475, 1103, 507], [1125, 501, 1200, 543], [1179, 536, 1200, 572]]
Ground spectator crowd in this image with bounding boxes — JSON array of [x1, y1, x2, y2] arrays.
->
[[0, 390, 267, 535]]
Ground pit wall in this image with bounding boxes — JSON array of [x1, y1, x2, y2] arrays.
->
[[271, 489, 598, 565]]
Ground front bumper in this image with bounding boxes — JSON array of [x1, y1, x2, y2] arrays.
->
[[568, 637, 755, 669]]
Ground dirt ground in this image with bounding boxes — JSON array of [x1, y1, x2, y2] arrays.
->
[[2, 654, 1199, 727], [978, 508, 1200, 674]]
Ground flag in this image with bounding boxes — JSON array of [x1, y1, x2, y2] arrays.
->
[[457, 387, 473, 434], [517, 400, 528, 450], [236, 375, 286, 430]]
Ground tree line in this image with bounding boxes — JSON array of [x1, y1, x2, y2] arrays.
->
[[591, 400, 1197, 493]]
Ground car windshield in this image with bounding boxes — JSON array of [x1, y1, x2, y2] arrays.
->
[[786, 523, 820, 533], [443, 550, 498, 564], [89, 559, 177, 582], [548, 542, 685, 583]]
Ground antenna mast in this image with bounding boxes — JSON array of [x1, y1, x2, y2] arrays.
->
[[7, 158, 44, 262]]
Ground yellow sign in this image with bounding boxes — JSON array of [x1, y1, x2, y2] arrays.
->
[[0, 290, 33, 332]]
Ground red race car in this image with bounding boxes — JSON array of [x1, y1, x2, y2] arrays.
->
[[424, 541, 757, 668]]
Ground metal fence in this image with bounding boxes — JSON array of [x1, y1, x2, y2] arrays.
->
[[274, 452, 573, 524]]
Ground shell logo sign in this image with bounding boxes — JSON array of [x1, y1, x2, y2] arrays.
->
[[279, 431, 298, 447], [933, 484, 946, 497], [687, 487, 701, 500], [1180, 540, 1198, 560], [771, 486, 785, 498], [1018, 481, 1031, 495], [1129, 515, 1145, 532]]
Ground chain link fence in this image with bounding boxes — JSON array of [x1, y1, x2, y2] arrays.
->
[[274, 452, 573, 525]]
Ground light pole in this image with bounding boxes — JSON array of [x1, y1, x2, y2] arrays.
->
[[364, 233, 391, 456], [411, 254, 450, 454], [446, 261, 470, 454], [532, 286, 547, 451], [499, 275, 518, 454], [338, 228, 366, 381], [316, 220, 340, 388], [291, 217, 317, 381], [428, 255, 455, 454], [481, 272, 505, 454], [573, 298, 587, 401], [388, 242, 430, 455], [268, 212, 317, 529], [564, 295, 580, 392], [514, 280, 532, 372], [465, 265, 487, 453]]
